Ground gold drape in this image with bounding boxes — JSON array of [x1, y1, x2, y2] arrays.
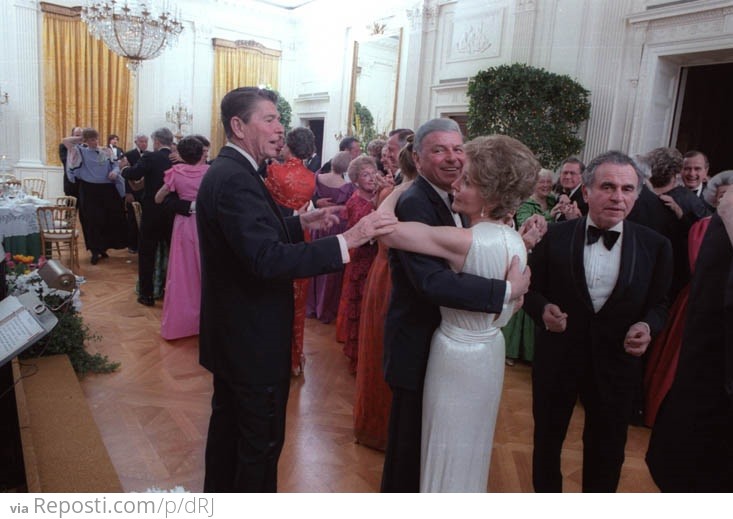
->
[[42, 3, 133, 166], [211, 39, 281, 157]]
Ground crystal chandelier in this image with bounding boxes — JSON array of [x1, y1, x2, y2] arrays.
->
[[81, 1, 184, 74]]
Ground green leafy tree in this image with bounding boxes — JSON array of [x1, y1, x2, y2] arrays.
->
[[467, 63, 591, 168], [352, 101, 377, 148], [273, 90, 292, 133]]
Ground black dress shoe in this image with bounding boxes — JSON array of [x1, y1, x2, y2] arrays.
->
[[91, 252, 99, 265], [137, 295, 154, 306]]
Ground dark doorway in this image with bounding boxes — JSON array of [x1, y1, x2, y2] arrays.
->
[[674, 62, 733, 174], [305, 119, 324, 159], [445, 113, 469, 137]]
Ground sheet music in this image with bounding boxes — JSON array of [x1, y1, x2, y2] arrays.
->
[[0, 296, 45, 357]]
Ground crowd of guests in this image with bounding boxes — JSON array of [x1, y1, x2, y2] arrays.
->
[[61, 86, 733, 493]]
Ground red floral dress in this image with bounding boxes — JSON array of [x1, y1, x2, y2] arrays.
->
[[340, 192, 377, 374], [265, 158, 316, 376]]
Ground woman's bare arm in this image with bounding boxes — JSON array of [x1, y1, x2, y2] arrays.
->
[[154, 184, 171, 204]]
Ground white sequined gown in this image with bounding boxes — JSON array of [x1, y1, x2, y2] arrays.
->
[[420, 222, 526, 492]]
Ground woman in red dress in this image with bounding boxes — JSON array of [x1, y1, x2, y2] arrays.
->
[[265, 127, 317, 376], [341, 156, 379, 374]]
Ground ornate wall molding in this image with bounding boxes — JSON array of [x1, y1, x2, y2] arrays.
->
[[211, 37, 281, 56]]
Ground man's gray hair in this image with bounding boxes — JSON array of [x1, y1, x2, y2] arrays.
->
[[134, 133, 148, 141], [151, 127, 174, 146], [582, 150, 644, 193], [413, 119, 462, 153]]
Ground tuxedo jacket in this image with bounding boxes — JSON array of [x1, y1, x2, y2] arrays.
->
[[383, 175, 507, 391], [524, 217, 672, 399], [196, 146, 344, 385], [121, 148, 172, 203]]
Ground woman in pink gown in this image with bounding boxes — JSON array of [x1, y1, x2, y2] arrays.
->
[[265, 127, 317, 376], [155, 135, 210, 340]]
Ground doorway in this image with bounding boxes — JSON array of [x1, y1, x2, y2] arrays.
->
[[305, 119, 324, 160], [674, 62, 733, 174]]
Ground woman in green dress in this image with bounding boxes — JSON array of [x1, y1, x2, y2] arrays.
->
[[504, 169, 556, 365]]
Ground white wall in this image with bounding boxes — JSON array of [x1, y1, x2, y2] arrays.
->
[[1, 0, 732, 197]]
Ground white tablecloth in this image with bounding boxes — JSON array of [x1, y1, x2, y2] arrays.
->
[[0, 197, 53, 238]]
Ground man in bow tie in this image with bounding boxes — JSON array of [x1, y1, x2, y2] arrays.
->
[[524, 150, 672, 492]]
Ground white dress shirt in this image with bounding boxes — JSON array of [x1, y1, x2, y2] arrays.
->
[[583, 216, 623, 313]]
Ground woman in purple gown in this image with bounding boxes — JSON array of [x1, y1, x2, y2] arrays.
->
[[306, 151, 355, 323]]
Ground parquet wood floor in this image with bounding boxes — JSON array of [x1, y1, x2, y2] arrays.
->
[[75, 248, 658, 492]]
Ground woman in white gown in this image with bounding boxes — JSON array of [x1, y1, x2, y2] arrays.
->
[[379, 134, 542, 492]]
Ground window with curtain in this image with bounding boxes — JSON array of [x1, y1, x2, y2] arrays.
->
[[211, 38, 281, 157], [41, 2, 133, 166]]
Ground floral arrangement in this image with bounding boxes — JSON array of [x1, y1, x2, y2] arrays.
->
[[4, 252, 119, 375]]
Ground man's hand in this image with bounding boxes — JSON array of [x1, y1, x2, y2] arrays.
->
[[562, 201, 582, 220], [124, 193, 134, 204], [542, 303, 568, 333], [624, 322, 651, 356], [342, 211, 397, 249], [300, 206, 341, 232], [506, 255, 530, 300], [107, 170, 118, 181]]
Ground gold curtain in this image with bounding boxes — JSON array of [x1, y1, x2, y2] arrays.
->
[[211, 39, 281, 156], [42, 2, 133, 166]]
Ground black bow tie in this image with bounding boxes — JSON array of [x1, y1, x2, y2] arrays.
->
[[447, 193, 456, 213], [257, 162, 268, 179], [587, 225, 620, 250]]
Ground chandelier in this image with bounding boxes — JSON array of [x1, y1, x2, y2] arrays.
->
[[166, 99, 192, 141], [81, 1, 184, 74]]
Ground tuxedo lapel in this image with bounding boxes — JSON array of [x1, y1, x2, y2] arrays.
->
[[415, 176, 456, 227], [600, 221, 635, 312], [220, 147, 292, 241], [571, 217, 594, 312]]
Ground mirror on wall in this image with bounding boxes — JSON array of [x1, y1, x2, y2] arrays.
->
[[347, 28, 402, 145]]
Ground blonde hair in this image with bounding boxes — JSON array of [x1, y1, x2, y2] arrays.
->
[[465, 135, 540, 220]]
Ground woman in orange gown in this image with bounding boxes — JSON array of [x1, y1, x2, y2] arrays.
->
[[265, 127, 317, 376], [354, 140, 417, 449]]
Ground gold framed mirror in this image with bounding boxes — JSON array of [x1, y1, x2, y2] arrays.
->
[[347, 28, 403, 143]]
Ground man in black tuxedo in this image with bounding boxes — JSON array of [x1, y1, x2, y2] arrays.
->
[[682, 150, 714, 211], [553, 157, 588, 221], [196, 87, 395, 492], [646, 189, 733, 491], [381, 118, 530, 492], [121, 128, 174, 306], [122, 133, 149, 253], [525, 150, 672, 492], [384, 128, 414, 186]]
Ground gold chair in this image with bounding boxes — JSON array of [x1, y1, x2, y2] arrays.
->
[[131, 201, 142, 230], [36, 205, 80, 273], [23, 177, 46, 198], [55, 195, 77, 208]]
